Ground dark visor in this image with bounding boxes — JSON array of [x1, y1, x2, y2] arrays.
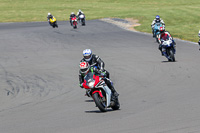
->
[[81, 68, 88, 73], [84, 55, 91, 59]]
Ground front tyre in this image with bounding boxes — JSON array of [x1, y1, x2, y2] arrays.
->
[[93, 93, 107, 112], [73, 22, 77, 29], [169, 50, 175, 62]]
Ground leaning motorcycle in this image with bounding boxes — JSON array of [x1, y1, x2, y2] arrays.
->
[[82, 72, 120, 112], [162, 39, 176, 62], [79, 14, 86, 26], [153, 22, 163, 43], [71, 16, 78, 29], [49, 17, 58, 28]]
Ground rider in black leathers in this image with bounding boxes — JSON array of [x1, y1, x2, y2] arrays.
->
[[79, 49, 119, 98]]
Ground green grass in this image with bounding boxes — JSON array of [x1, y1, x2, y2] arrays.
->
[[1, 0, 200, 42]]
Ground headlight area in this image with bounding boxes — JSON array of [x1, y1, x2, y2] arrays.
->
[[88, 81, 95, 88]]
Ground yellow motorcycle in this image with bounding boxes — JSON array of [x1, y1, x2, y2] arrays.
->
[[49, 17, 58, 28]]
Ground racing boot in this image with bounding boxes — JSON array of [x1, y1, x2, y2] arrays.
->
[[104, 78, 119, 100], [110, 86, 119, 101]]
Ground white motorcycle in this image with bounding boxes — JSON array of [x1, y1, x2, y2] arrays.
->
[[79, 14, 86, 26]]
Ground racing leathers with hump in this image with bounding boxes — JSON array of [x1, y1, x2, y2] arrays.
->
[[79, 49, 119, 98], [158, 27, 176, 57], [151, 15, 165, 37]]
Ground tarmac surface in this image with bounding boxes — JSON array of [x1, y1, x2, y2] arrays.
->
[[0, 20, 200, 133]]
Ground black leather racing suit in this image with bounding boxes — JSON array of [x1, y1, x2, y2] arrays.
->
[[79, 54, 109, 81]]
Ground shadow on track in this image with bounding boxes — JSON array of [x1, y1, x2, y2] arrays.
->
[[85, 109, 113, 113]]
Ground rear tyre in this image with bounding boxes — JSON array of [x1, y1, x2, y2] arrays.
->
[[93, 93, 107, 112], [82, 19, 85, 26]]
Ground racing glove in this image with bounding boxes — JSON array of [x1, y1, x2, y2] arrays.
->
[[80, 83, 83, 88]]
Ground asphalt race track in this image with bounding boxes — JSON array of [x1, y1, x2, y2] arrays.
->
[[0, 20, 200, 133]]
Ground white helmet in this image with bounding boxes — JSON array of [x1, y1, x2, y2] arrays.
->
[[83, 49, 92, 61], [80, 61, 90, 74], [71, 12, 74, 15], [48, 13, 51, 16], [79, 9, 81, 12]]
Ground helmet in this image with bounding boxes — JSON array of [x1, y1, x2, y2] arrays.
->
[[48, 13, 51, 16], [80, 61, 90, 74], [79, 9, 81, 12], [155, 15, 160, 22], [71, 12, 74, 15], [83, 49, 92, 61], [160, 27, 165, 33]]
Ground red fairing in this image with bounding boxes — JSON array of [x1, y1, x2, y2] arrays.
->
[[92, 90, 103, 97], [82, 80, 90, 89], [94, 75, 100, 87], [72, 17, 76, 21]]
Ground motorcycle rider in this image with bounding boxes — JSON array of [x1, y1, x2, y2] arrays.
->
[[151, 15, 165, 37], [79, 61, 119, 99], [158, 27, 176, 58], [47, 12, 53, 26], [76, 9, 84, 22], [69, 12, 76, 26], [80, 49, 110, 78]]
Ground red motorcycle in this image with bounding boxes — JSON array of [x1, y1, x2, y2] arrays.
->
[[71, 16, 77, 29], [82, 72, 120, 112]]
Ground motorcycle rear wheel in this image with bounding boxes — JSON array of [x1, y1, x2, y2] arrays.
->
[[93, 93, 107, 112]]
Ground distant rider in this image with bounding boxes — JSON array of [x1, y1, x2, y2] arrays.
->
[[79, 61, 119, 99], [151, 15, 165, 37], [69, 12, 76, 26], [158, 27, 176, 58], [47, 13, 53, 26], [76, 9, 84, 22]]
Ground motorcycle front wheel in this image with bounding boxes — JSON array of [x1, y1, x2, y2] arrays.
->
[[93, 93, 107, 112], [168, 49, 175, 62], [73, 22, 77, 29]]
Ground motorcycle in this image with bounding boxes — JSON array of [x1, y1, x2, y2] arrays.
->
[[71, 16, 78, 29], [82, 72, 120, 112], [162, 39, 176, 62], [79, 14, 86, 26], [153, 22, 163, 43], [49, 17, 58, 28]]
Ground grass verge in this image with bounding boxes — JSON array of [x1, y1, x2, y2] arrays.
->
[[1, 0, 200, 42]]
